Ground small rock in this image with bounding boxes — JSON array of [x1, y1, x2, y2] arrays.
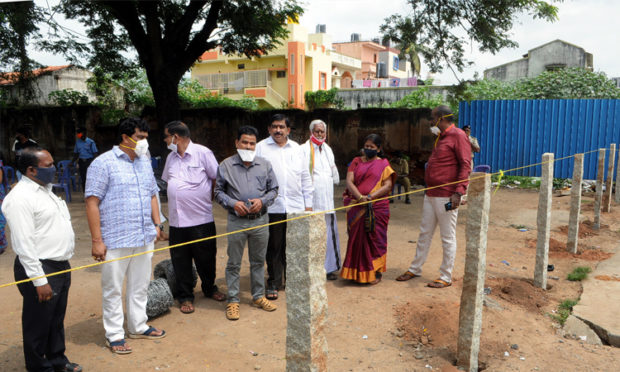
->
[[549, 276, 559, 280], [254, 365, 261, 371], [511, 344, 519, 350], [504, 351, 510, 357], [362, 335, 368, 340], [415, 352, 424, 360], [483, 287, 492, 295], [399, 352, 403, 357], [520, 356, 526, 361]]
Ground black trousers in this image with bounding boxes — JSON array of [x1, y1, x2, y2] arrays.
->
[[77, 158, 93, 191], [14, 258, 71, 372], [266, 213, 287, 289], [169, 222, 218, 302]]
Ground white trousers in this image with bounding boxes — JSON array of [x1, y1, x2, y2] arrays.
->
[[101, 243, 153, 341], [408, 195, 459, 283]]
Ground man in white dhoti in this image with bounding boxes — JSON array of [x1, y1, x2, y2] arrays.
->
[[300, 119, 342, 280]]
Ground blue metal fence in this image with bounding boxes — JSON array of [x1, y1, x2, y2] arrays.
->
[[458, 99, 620, 179]]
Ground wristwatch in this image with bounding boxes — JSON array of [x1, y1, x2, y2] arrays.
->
[[155, 223, 165, 231]]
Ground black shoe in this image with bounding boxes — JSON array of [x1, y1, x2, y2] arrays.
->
[[389, 199, 394, 203], [405, 198, 411, 204], [326, 272, 338, 281]]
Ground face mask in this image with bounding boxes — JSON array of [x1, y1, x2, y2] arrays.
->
[[35, 165, 56, 185], [128, 137, 149, 157], [237, 149, 256, 162], [430, 126, 441, 136], [363, 148, 378, 159], [167, 137, 178, 153], [311, 134, 325, 146]]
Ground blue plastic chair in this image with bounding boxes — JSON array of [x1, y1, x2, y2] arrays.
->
[[473, 165, 491, 173], [57, 160, 78, 191], [151, 156, 160, 171], [2, 165, 16, 187], [52, 183, 72, 202]]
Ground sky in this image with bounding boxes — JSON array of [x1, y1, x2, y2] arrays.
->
[[298, 0, 620, 84], [27, 0, 620, 85]]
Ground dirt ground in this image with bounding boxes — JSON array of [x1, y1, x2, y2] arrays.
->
[[1, 187, 619, 371]]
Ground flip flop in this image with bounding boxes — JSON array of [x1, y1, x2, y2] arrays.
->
[[427, 279, 452, 288], [180, 301, 194, 314], [128, 326, 166, 339], [207, 291, 226, 302], [396, 271, 420, 281], [105, 339, 132, 354]]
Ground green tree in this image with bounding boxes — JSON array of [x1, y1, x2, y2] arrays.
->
[[380, 0, 560, 82], [2, 0, 302, 125], [390, 86, 445, 109], [380, 16, 426, 76]]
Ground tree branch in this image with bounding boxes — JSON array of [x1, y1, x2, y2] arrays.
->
[[137, 1, 164, 70], [180, 0, 223, 71], [99, 2, 148, 62], [165, 0, 208, 48]]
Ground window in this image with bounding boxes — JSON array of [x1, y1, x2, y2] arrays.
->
[[237, 63, 245, 69], [373, 54, 377, 63], [290, 54, 295, 75], [290, 84, 295, 104], [320, 72, 326, 90], [393, 56, 399, 71], [277, 71, 286, 78]]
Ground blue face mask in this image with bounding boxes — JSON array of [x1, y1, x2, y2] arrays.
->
[[363, 148, 378, 159], [35, 165, 56, 185]]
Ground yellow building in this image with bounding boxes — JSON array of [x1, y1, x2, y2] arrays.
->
[[191, 22, 361, 109]]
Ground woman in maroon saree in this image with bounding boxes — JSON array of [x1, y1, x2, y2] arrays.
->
[[341, 134, 396, 284]]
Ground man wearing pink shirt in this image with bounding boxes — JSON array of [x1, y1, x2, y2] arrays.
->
[[396, 106, 471, 288], [162, 121, 225, 314]]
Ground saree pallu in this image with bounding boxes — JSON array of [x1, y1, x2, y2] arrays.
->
[[341, 157, 395, 283]]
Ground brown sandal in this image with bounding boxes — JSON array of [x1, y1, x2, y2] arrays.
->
[[396, 271, 420, 281], [208, 291, 226, 302], [427, 279, 452, 288]]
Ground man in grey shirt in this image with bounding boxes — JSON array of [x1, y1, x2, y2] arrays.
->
[[214, 125, 279, 321]]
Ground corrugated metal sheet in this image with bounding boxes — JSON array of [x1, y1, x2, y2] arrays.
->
[[458, 99, 620, 179]]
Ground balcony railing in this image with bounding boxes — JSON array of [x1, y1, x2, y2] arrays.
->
[[196, 69, 270, 93]]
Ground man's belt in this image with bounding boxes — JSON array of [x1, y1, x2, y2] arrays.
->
[[232, 210, 266, 220]]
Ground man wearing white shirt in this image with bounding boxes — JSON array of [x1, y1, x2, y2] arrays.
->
[[2, 147, 81, 372], [255, 114, 313, 300], [300, 120, 342, 280]]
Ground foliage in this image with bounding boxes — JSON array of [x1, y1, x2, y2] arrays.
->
[[304, 88, 344, 110], [48, 89, 89, 106], [379, 17, 425, 76], [462, 68, 620, 101], [553, 178, 570, 190], [567, 266, 592, 281], [178, 77, 258, 110], [379, 0, 559, 81], [549, 299, 579, 325], [390, 86, 445, 109], [490, 175, 541, 189]]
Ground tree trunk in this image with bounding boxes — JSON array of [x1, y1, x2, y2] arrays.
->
[[146, 70, 182, 157]]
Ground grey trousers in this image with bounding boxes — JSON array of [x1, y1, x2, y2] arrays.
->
[[225, 213, 269, 303]]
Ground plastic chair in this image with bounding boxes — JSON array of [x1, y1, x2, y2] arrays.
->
[[2, 165, 16, 187], [57, 160, 78, 191], [52, 183, 72, 202], [392, 183, 403, 200], [473, 165, 491, 173]]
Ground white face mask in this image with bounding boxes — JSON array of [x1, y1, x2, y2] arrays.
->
[[134, 139, 149, 157], [430, 126, 441, 136], [237, 149, 256, 162], [167, 137, 178, 153]]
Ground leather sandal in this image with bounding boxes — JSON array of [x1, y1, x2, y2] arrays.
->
[[396, 271, 420, 281]]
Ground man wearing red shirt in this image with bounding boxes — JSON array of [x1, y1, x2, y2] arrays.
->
[[396, 105, 471, 288]]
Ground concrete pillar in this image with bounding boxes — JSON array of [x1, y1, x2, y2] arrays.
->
[[534, 153, 554, 290], [567, 154, 584, 254], [285, 213, 328, 372], [457, 172, 491, 372], [593, 148, 605, 229], [603, 144, 615, 212]]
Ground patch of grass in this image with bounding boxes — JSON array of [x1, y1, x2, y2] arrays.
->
[[581, 199, 593, 204], [509, 224, 527, 230], [567, 266, 592, 281], [549, 299, 579, 325]]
